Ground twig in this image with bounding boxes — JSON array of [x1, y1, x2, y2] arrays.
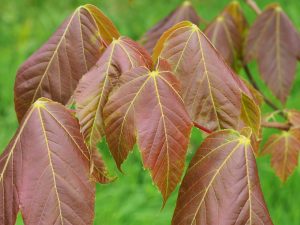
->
[[193, 122, 213, 134], [243, 65, 281, 112], [261, 121, 290, 131], [245, 0, 261, 15]]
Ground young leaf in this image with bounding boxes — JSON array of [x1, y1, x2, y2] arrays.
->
[[140, 1, 201, 54], [244, 4, 300, 104], [225, 1, 248, 34], [153, 21, 252, 131], [241, 93, 261, 137], [0, 98, 99, 225], [262, 129, 300, 182], [242, 78, 264, 106], [287, 110, 300, 128], [104, 60, 192, 201], [14, 4, 119, 122], [75, 37, 152, 153], [205, 1, 247, 66], [172, 129, 273, 225]]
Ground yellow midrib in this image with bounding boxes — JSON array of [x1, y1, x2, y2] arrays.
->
[[88, 41, 116, 148], [245, 144, 252, 224], [190, 140, 242, 224], [210, 19, 221, 45], [275, 10, 283, 100], [196, 30, 221, 129], [153, 76, 170, 198], [222, 19, 236, 60], [31, 8, 80, 105], [38, 108, 64, 225], [282, 135, 289, 179]]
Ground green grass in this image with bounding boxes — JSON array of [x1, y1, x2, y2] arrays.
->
[[1, 0, 300, 224]]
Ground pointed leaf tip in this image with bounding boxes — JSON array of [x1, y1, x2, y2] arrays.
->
[[141, 2, 202, 54], [205, 1, 247, 67], [14, 5, 119, 122]]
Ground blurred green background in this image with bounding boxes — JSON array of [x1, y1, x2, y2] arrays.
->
[[1, 0, 300, 224]]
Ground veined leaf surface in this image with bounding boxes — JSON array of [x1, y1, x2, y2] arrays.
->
[[14, 4, 119, 122], [104, 60, 192, 201], [262, 129, 300, 182], [75, 37, 152, 153], [241, 93, 261, 138], [244, 4, 300, 103], [172, 130, 273, 225], [140, 1, 201, 54], [153, 21, 251, 131], [0, 98, 98, 225], [205, 1, 247, 66], [287, 110, 300, 128]]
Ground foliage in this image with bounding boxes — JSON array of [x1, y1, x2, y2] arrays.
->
[[1, 0, 300, 224]]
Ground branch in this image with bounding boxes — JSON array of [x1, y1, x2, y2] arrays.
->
[[243, 65, 281, 112], [245, 0, 261, 15], [261, 121, 290, 131], [193, 122, 213, 134]]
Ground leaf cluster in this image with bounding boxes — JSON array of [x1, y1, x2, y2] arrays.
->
[[2, 1, 300, 224]]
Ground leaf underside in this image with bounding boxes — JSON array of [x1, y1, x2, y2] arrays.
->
[[104, 60, 192, 201], [244, 4, 300, 104], [0, 98, 99, 225], [14, 4, 119, 122], [172, 130, 273, 225]]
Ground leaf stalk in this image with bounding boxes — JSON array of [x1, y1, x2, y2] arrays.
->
[[261, 121, 290, 131], [193, 122, 213, 134], [244, 0, 261, 15]]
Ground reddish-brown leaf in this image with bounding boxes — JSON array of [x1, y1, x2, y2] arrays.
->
[[244, 4, 300, 103], [14, 4, 119, 122], [205, 1, 247, 66], [172, 129, 273, 225], [75, 37, 152, 154], [0, 140, 21, 225], [104, 60, 192, 201], [153, 21, 252, 131], [140, 1, 201, 54], [287, 110, 300, 128], [262, 129, 300, 182], [0, 98, 101, 225]]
